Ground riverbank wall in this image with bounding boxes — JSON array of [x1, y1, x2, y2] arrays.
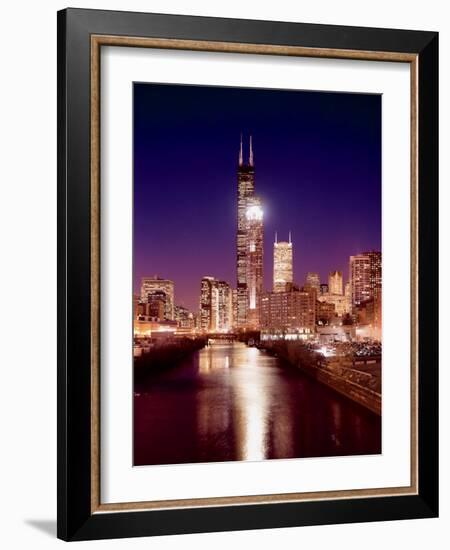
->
[[134, 337, 207, 383], [261, 341, 381, 416]]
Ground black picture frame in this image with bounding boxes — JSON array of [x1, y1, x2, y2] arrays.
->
[[57, 7, 438, 541]]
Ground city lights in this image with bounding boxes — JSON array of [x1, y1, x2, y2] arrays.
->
[[245, 204, 263, 221], [133, 136, 382, 342], [132, 85, 383, 469]]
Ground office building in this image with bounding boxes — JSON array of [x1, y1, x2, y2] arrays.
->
[[140, 276, 174, 320], [200, 276, 233, 332], [236, 135, 264, 329], [273, 232, 293, 293], [328, 270, 343, 295], [349, 251, 382, 310], [260, 287, 316, 340], [305, 272, 320, 292]]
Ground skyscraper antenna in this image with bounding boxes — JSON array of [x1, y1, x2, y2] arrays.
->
[[239, 133, 243, 166], [249, 135, 254, 166], [275, 231, 278, 244], [289, 231, 292, 244]]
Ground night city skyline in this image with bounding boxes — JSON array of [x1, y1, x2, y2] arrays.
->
[[133, 82, 383, 467], [133, 83, 381, 311]]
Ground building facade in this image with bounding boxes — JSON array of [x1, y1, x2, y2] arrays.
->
[[273, 233, 293, 293], [174, 305, 195, 330], [317, 293, 348, 316], [305, 272, 320, 292], [245, 195, 264, 329], [328, 270, 343, 295], [320, 283, 329, 295], [349, 251, 382, 311], [260, 288, 316, 340], [316, 299, 336, 326], [236, 135, 264, 329], [140, 276, 174, 320], [354, 296, 382, 341], [146, 291, 166, 321], [200, 276, 233, 332], [344, 281, 351, 313]]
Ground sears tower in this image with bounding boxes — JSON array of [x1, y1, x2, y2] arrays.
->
[[236, 135, 264, 329]]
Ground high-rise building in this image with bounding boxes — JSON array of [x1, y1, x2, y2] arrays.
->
[[147, 291, 166, 321], [305, 272, 320, 292], [246, 195, 264, 329], [232, 289, 238, 330], [344, 281, 351, 313], [273, 232, 293, 293], [236, 135, 264, 329], [349, 251, 382, 310], [140, 276, 174, 320], [200, 277, 215, 332], [200, 276, 233, 332], [328, 270, 343, 295]]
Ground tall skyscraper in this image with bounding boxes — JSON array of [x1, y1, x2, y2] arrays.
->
[[344, 281, 351, 313], [328, 270, 343, 295], [140, 276, 174, 320], [236, 135, 264, 329], [200, 276, 233, 332], [305, 272, 320, 292], [246, 195, 264, 329], [273, 232, 293, 293], [349, 251, 382, 310]]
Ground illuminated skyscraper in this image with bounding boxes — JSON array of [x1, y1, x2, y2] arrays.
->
[[200, 276, 233, 332], [344, 281, 351, 313], [328, 270, 343, 295], [273, 232, 293, 293], [236, 135, 264, 329], [246, 195, 264, 329], [305, 272, 320, 292], [140, 276, 174, 320], [349, 251, 382, 310]]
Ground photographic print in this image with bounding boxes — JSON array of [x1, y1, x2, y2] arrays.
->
[[133, 83, 382, 467]]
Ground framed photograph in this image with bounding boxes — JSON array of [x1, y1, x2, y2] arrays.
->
[[57, 8, 438, 541]]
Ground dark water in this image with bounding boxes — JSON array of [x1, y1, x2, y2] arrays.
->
[[134, 342, 381, 466]]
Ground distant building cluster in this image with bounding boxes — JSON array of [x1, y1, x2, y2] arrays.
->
[[134, 136, 382, 342]]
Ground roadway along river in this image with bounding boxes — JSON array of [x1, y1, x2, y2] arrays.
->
[[134, 342, 381, 466]]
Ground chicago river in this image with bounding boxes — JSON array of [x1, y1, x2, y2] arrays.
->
[[134, 342, 381, 466]]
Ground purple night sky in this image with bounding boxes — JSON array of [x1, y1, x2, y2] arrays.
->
[[133, 83, 381, 311]]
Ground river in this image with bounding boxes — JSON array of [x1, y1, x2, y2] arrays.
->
[[134, 342, 381, 466]]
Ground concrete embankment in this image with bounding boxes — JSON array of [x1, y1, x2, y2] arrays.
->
[[134, 338, 206, 383], [262, 341, 381, 416]]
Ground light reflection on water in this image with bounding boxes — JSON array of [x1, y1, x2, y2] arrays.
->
[[134, 342, 381, 466], [197, 344, 271, 461], [232, 347, 269, 461]]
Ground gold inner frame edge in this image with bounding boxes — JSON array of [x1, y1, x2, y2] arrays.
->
[[90, 34, 419, 514]]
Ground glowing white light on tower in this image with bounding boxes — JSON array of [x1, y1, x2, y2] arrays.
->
[[246, 204, 263, 221]]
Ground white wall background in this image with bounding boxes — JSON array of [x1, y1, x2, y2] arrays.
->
[[0, 1, 447, 548]]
